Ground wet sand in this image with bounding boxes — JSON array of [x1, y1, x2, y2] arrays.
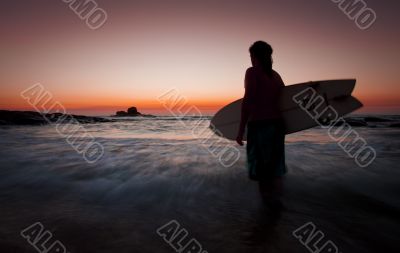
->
[[0, 121, 399, 252]]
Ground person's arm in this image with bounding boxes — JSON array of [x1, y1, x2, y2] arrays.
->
[[236, 68, 256, 145], [274, 70, 285, 87]]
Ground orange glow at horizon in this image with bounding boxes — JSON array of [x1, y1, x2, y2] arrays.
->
[[2, 87, 399, 116]]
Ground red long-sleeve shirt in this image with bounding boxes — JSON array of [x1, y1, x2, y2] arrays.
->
[[238, 66, 285, 136]]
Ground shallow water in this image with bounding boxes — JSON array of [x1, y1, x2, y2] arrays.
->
[[0, 116, 399, 252]]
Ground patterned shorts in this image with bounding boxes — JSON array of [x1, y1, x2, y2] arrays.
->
[[246, 119, 287, 181]]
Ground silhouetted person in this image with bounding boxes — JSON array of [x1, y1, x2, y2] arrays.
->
[[236, 41, 286, 212]]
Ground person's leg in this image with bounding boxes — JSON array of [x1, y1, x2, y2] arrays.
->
[[272, 177, 284, 197], [267, 122, 286, 207], [246, 128, 259, 181], [258, 179, 272, 200], [257, 124, 274, 198], [259, 177, 284, 214], [258, 178, 278, 201], [257, 122, 285, 208]]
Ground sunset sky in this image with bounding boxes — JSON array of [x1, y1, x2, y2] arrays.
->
[[0, 0, 399, 115]]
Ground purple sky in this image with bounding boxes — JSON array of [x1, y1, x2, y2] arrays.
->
[[1, 0, 399, 115]]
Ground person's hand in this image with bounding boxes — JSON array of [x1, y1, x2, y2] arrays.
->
[[236, 135, 244, 146]]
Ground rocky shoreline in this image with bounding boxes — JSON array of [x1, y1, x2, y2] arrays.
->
[[0, 110, 113, 125]]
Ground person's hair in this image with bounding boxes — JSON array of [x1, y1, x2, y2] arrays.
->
[[249, 41, 273, 76]]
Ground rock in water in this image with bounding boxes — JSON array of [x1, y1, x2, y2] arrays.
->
[[114, 106, 145, 117], [127, 107, 140, 115], [116, 111, 128, 116]]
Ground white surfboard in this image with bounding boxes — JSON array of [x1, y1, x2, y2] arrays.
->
[[210, 79, 363, 140]]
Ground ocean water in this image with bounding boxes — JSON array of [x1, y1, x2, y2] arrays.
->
[[0, 116, 399, 253]]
